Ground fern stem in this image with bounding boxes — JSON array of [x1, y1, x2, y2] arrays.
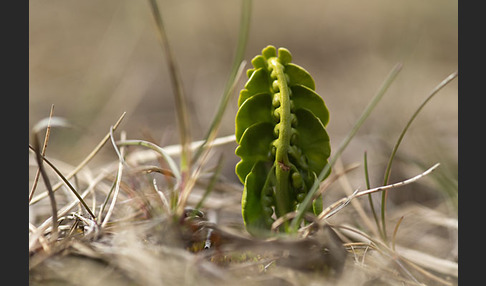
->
[[269, 58, 292, 219]]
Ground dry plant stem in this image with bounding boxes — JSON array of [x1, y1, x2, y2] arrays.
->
[[334, 224, 453, 286], [30, 112, 126, 205], [28, 146, 96, 219], [116, 139, 181, 184], [380, 71, 458, 241], [29, 104, 54, 202], [29, 172, 106, 252], [152, 178, 170, 213], [102, 131, 127, 228], [98, 177, 117, 219], [29, 223, 50, 253], [316, 163, 440, 221], [396, 247, 457, 283], [148, 0, 191, 174], [31, 134, 59, 240], [125, 134, 236, 166], [391, 216, 404, 251], [334, 159, 380, 238], [305, 162, 360, 208]]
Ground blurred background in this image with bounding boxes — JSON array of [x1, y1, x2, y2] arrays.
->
[[29, 0, 457, 210]]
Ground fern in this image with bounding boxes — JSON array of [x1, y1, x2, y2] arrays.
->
[[235, 45, 331, 236]]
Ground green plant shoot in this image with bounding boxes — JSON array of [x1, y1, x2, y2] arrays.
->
[[235, 45, 331, 236]]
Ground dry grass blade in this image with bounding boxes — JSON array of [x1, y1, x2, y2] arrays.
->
[[334, 224, 453, 285], [117, 139, 181, 184], [29, 172, 107, 253], [124, 134, 236, 166], [31, 116, 72, 240], [397, 247, 458, 280], [30, 112, 126, 205], [31, 139, 58, 240], [391, 216, 404, 251], [317, 163, 440, 221], [29, 104, 55, 202], [28, 145, 96, 220], [102, 131, 127, 228], [334, 159, 381, 238], [29, 222, 51, 254]]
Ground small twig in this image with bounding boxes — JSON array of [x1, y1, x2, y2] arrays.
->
[[317, 163, 440, 221]]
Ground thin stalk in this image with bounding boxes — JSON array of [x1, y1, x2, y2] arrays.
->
[[193, 0, 252, 162], [391, 216, 404, 251], [29, 104, 55, 202], [98, 175, 117, 219], [380, 70, 458, 242], [116, 139, 181, 184], [102, 131, 127, 228], [28, 145, 97, 220], [148, 0, 191, 174], [30, 112, 126, 205], [290, 63, 403, 232], [364, 151, 383, 239], [317, 163, 439, 221], [31, 135, 58, 240], [270, 58, 293, 220]]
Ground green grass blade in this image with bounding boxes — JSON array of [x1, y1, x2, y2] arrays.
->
[[364, 151, 382, 239], [193, 0, 252, 162], [380, 70, 458, 242], [290, 63, 403, 232], [148, 0, 192, 173]]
